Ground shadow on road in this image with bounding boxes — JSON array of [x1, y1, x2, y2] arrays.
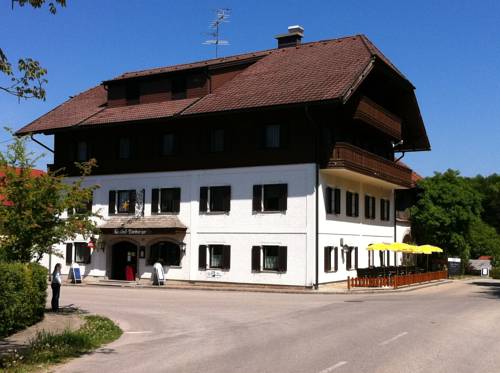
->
[[469, 281, 500, 299]]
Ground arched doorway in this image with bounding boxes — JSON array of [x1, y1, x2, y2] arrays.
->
[[111, 241, 138, 280]]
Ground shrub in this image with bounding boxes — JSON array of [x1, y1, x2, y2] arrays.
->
[[490, 267, 500, 279], [0, 262, 47, 338]]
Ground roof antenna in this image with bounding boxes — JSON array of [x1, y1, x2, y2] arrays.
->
[[203, 8, 231, 58]]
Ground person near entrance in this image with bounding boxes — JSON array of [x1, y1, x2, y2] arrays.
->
[[51, 263, 62, 312]]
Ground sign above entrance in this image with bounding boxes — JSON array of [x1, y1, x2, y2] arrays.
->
[[113, 228, 149, 235]]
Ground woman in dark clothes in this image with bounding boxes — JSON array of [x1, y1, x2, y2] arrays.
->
[[51, 263, 62, 312]]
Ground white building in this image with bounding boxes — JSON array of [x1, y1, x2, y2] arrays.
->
[[18, 28, 430, 287]]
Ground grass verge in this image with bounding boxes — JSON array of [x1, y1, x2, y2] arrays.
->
[[1, 315, 122, 372]]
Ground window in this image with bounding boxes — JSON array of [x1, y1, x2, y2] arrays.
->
[[171, 76, 187, 100], [365, 195, 376, 219], [380, 199, 391, 221], [66, 243, 73, 265], [264, 124, 280, 148], [378, 250, 391, 267], [345, 246, 358, 270], [148, 241, 181, 266], [76, 141, 88, 162], [152, 188, 181, 214], [346, 191, 359, 217], [68, 193, 93, 216], [118, 137, 132, 159], [253, 184, 287, 212], [108, 190, 136, 214], [74, 242, 91, 264], [161, 133, 177, 156], [198, 245, 230, 270], [324, 246, 338, 272], [199, 186, 231, 213], [209, 129, 225, 153], [325, 187, 341, 215], [126, 82, 140, 105], [368, 249, 375, 267], [251, 245, 287, 272]]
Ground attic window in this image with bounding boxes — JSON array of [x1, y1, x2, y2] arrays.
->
[[171, 76, 186, 100], [126, 82, 140, 105]]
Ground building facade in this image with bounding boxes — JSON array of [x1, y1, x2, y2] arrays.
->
[[19, 28, 430, 287]]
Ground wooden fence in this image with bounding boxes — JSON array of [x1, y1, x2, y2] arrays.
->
[[347, 270, 448, 290]]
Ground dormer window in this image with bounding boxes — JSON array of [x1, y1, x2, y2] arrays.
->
[[126, 82, 140, 105], [171, 76, 186, 100]]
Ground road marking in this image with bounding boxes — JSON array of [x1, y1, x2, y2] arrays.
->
[[379, 331, 408, 346], [124, 331, 153, 334], [318, 361, 348, 373]]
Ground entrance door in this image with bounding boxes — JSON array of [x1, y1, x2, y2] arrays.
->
[[111, 241, 138, 280]]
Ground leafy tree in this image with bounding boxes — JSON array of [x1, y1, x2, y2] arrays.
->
[[1, 0, 66, 100], [410, 169, 482, 262], [468, 218, 500, 260], [470, 174, 500, 233], [0, 132, 99, 263]]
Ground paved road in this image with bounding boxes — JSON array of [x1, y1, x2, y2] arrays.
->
[[53, 280, 500, 373]]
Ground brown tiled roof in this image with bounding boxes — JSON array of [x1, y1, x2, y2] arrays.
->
[[83, 98, 198, 126], [109, 50, 272, 81], [17, 85, 107, 134], [17, 34, 410, 135]]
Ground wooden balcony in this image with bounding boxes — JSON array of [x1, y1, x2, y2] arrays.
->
[[326, 143, 413, 187], [353, 96, 402, 139]]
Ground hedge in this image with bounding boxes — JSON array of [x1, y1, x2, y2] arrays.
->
[[0, 262, 47, 338], [490, 267, 500, 279]]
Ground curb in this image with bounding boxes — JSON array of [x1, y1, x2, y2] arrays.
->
[[63, 279, 453, 295]]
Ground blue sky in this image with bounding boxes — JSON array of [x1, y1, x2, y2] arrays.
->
[[1, 0, 499, 176]]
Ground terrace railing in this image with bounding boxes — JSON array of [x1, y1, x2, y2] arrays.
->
[[347, 270, 448, 290]]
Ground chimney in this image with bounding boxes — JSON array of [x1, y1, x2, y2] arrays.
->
[[275, 25, 304, 48]]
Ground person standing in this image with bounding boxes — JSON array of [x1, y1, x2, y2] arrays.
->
[[51, 263, 62, 312]]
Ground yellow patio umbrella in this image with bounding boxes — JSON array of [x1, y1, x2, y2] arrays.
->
[[387, 242, 417, 253], [367, 243, 391, 251], [418, 245, 443, 253]]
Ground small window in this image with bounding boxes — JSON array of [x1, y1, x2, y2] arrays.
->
[[126, 82, 140, 105], [251, 246, 287, 272], [148, 241, 181, 266], [346, 191, 359, 217], [325, 187, 341, 215], [74, 242, 90, 264], [368, 249, 375, 267], [380, 199, 391, 221], [324, 246, 338, 272], [161, 133, 177, 156], [151, 188, 181, 214], [264, 124, 280, 148], [171, 76, 187, 100], [118, 137, 131, 160], [253, 184, 287, 212], [365, 195, 376, 220], [209, 245, 224, 269], [199, 245, 230, 270], [345, 246, 358, 270], [263, 246, 279, 271], [209, 129, 225, 153], [76, 141, 88, 162], [199, 186, 231, 213], [75, 194, 93, 215], [109, 190, 136, 215]]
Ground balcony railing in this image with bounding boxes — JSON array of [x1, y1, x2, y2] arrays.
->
[[353, 96, 402, 139], [326, 142, 413, 187]]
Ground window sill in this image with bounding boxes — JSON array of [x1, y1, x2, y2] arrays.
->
[[253, 210, 287, 215], [152, 212, 180, 216], [325, 270, 338, 273], [254, 270, 286, 274], [200, 211, 230, 215]]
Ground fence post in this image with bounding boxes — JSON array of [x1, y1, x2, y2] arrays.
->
[[347, 276, 350, 291]]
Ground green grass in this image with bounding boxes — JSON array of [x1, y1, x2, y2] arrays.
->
[[0, 315, 122, 372]]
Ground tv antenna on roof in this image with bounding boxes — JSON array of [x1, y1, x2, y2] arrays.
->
[[203, 8, 231, 58]]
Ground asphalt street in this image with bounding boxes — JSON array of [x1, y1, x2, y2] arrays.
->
[[52, 279, 500, 373]]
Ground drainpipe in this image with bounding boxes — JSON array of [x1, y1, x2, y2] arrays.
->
[[30, 134, 54, 153], [305, 105, 319, 290]]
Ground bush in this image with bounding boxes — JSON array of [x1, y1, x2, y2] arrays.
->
[[0, 262, 47, 338], [490, 267, 500, 279], [1, 315, 122, 370]]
